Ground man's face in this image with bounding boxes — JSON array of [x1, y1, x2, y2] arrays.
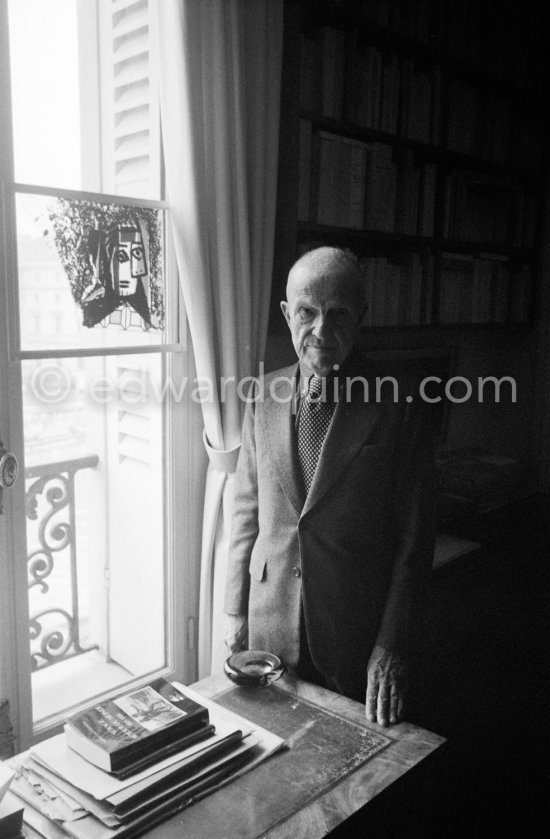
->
[[280, 265, 365, 377]]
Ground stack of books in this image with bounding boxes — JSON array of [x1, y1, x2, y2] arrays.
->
[[2, 679, 283, 838]]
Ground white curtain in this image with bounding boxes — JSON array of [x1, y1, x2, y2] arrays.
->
[[154, 0, 284, 676]]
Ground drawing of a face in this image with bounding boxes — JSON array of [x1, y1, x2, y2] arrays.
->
[[109, 224, 148, 297], [83, 216, 152, 328]]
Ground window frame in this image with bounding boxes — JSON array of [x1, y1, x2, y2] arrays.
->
[[0, 0, 200, 749]]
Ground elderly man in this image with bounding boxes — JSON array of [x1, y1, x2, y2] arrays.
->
[[224, 247, 434, 726]]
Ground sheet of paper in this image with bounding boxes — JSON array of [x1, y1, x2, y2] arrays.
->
[[24, 757, 121, 828], [0, 759, 15, 802], [9, 767, 87, 823], [3, 788, 68, 839]]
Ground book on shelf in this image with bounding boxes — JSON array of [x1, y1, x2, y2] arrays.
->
[[411, 67, 433, 144], [342, 29, 381, 130], [418, 162, 436, 236], [447, 80, 479, 156], [443, 171, 516, 247], [439, 252, 475, 325], [364, 142, 396, 233], [480, 93, 511, 165], [509, 264, 532, 323], [315, 130, 369, 230], [430, 65, 443, 145], [515, 114, 544, 174], [439, 252, 515, 326], [64, 677, 210, 773], [394, 148, 419, 236], [319, 26, 346, 120], [471, 257, 492, 324], [513, 189, 538, 249], [298, 118, 312, 222], [360, 253, 428, 328], [300, 32, 321, 112], [379, 52, 399, 134], [315, 130, 340, 227]]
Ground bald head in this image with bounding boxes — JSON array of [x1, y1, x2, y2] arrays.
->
[[286, 247, 365, 305], [281, 247, 366, 377]]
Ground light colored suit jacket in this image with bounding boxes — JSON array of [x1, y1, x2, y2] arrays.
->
[[224, 353, 435, 694]]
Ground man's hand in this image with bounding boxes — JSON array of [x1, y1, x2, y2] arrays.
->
[[366, 645, 408, 727], [224, 613, 248, 653]]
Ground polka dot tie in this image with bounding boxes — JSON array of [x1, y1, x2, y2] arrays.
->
[[297, 375, 335, 494]]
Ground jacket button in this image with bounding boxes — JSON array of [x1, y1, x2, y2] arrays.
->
[[292, 566, 301, 578]]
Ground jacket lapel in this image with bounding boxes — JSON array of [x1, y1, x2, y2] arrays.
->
[[301, 374, 381, 517], [261, 365, 305, 515]]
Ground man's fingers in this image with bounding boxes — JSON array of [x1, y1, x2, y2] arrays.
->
[[225, 633, 239, 652], [225, 629, 247, 652], [366, 648, 408, 726], [365, 678, 378, 723], [223, 614, 248, 652], [397, 686, 405, 721], [376, 682, 390, 727], [389, 682, 400, 724]]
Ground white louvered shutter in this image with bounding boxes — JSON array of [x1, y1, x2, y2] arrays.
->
[[98, 0, 161, 197], [95, 0, 165, 672]]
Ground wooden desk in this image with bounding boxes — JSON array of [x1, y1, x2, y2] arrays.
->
[[142, 673, 445, 839]]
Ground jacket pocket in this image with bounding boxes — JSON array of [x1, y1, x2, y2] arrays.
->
[[358, 443, 393, 454], [249, 553, 266, 582]]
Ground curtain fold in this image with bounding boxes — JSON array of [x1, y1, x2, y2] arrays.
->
[[155, 0, 283, 676]]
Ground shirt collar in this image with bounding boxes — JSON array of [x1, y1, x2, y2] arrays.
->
[[298, 363, 333, 396], [297, 353, 355, 398]]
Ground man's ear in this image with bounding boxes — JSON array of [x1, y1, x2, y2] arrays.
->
[[280, 300, 291, 328]]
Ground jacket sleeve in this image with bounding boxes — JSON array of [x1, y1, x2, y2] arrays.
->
[[374, 400, 436, 656], [223, 395, 259, 616]]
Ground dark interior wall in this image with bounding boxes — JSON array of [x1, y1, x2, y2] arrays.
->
[[265, 0, 547, 464]]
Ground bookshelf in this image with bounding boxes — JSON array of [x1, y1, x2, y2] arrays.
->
[[271, 0, 548, 333]]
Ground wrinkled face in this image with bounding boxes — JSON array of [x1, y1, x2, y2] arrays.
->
[[280, 264, 365, 377], [111, 226, 147, 296]]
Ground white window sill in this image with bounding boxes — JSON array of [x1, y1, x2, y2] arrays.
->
[[32, 651, 131, 722]]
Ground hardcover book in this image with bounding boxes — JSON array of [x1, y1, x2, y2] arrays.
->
[[64, 678, 210, 773]]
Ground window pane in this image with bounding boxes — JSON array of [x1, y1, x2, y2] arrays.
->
[[17, 192, 166, 352], [8, 0, 160, 199], [8, 0, 81, 190], [23, 353, 168, 721]]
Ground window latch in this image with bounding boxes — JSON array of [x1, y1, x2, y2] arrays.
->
[[0, 442, 18, 514]]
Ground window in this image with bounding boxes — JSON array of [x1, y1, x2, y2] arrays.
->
[[0, 0, 196, 746]]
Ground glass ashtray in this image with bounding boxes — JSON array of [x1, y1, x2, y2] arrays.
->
[[224, 650, 285, 687]]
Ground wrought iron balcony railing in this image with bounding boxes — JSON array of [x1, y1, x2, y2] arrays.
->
[[25, 455, 99, 671]]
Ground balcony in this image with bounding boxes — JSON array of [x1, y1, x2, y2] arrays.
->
[[25, 455, 131, 721], [26, 455, 99, 671]]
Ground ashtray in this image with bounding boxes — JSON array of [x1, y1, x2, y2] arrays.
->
[[224, 650, 285, 687]]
